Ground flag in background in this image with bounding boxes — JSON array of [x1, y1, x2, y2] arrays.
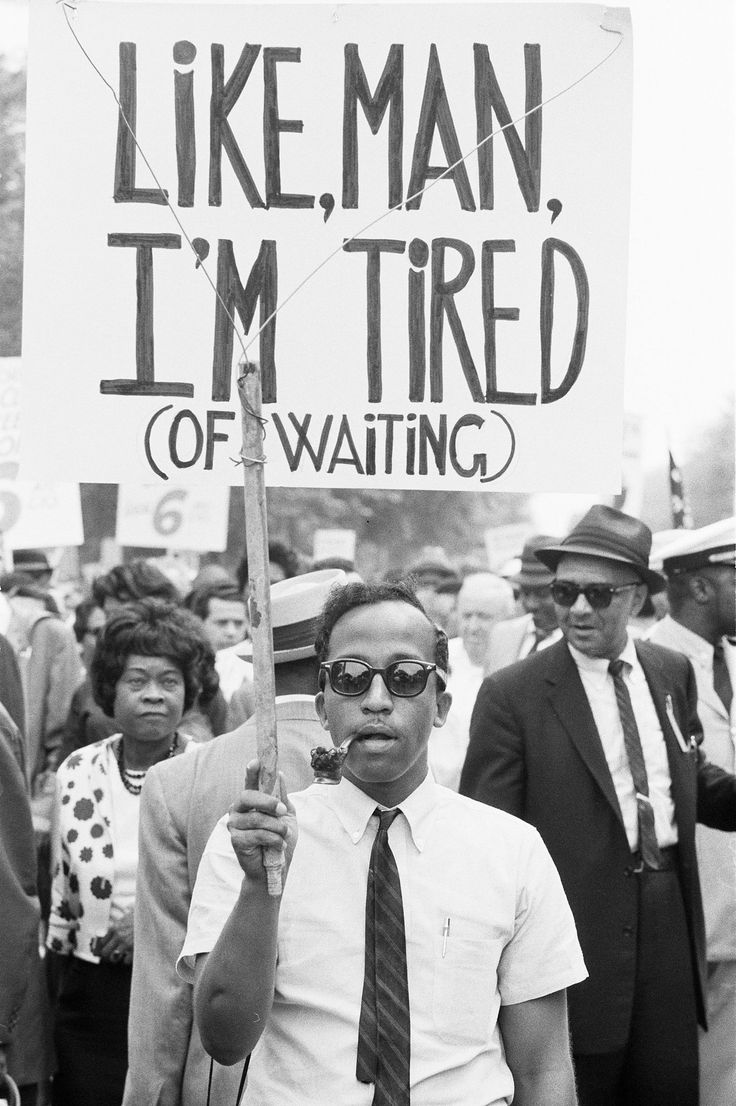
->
[[668, 450, 693, 529]]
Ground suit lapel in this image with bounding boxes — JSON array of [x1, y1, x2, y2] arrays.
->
[[544, 642, 626, 830]]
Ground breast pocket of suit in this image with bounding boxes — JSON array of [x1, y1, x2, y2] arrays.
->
[[431, 922, 505, 1045]]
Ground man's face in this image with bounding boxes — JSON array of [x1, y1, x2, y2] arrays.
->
[[202, 596, 248, 651], [315, 600, 451, 807], [554, 553, 646, 660], [519, 583, 558, 635], [457, 576, 511, 665]]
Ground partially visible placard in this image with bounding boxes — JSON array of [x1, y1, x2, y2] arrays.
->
[[116, 484, 230, 550], [0, 481, 84, 548], [0, 357, 21, 478], [22, 2, 633, 492]]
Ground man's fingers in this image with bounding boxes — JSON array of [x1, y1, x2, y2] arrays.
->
[[228, 808, 289, 838], [244, 759, 260, 791], [230, 827, 288, 852]]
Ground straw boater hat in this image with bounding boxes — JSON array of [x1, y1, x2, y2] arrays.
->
[[653, 517, 736, 577], [534, 504, 666, 594], [509, 535, 559, 589], [237, 568, 346, 663]]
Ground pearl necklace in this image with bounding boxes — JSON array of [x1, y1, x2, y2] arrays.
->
[[116, 733, 179, 796]]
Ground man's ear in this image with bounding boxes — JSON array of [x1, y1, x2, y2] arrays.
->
[[314, 690, 330, 731], [630, 583, 648, 618], [433, 688, 452, 728]]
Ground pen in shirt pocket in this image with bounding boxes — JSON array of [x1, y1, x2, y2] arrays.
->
[[665, 694, 693, 753], [442, 916, 451, 958]]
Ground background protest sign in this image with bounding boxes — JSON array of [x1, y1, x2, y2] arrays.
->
[[0, 480, 84, 549], [115, 483, 230, 550], [22, 1, 632, 492]]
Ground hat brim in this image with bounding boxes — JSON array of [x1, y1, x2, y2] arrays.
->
[[236, 642, 315, 664], [535, 543, 666, 594]]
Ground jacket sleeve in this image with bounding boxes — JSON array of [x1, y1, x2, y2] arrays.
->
[[459, 673, 527, 818], [123, 765, 196, 1106], [46, 770, 78, 957], [0, 731, 40, 1044], [39, 622, 83, 774]]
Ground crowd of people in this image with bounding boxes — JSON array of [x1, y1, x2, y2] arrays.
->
[[1, 506, 734, 1106]]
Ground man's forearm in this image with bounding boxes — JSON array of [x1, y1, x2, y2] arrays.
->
[[511, 1063, 578, 1106], [194, 878, 280, 1065]]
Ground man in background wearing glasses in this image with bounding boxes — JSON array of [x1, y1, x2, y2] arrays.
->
[[180, 579, 586, 1105], [460, 504, 736, 1106]]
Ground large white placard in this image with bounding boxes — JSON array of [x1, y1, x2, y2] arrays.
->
[[22, 1, 632, 491], [116, 484, 230, 550]]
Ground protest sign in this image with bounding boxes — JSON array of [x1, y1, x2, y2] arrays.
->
[[116, 483, 230, 549], [0, 358, 21, 478], [0, 481, 84, 549], [22, 1, 632, 492]]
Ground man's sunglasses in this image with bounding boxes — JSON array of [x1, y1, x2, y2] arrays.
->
[[551, 581, 638, 610], [320, 658, 447, 698]]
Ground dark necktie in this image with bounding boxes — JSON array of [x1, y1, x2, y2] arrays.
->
[[608, 659, 663, 870], [713, 641, 733, 713], [356, 808, 411, 1105]]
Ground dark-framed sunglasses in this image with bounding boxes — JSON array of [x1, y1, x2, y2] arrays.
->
[[551, 581, 639, 611], [319, 658, 447, 698]]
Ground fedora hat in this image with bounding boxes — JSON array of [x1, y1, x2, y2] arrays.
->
[[509, 535, 559, 588], [237, 568, 346, 663], [535, 505, 666, 593]]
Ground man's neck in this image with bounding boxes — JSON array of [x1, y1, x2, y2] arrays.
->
[[670, 609, 719, 646]]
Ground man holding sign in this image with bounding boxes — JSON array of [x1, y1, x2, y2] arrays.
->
[[180, 580, 585, 1104]]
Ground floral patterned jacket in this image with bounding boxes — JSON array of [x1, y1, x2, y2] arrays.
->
[[46, 734, 193, 961]]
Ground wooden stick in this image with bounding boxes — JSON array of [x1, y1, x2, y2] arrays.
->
[[237, 361, 283, 896]]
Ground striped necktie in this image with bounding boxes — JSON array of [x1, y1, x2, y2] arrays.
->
[[356, 808, 411, 1105], [609, 659, 663, 870]]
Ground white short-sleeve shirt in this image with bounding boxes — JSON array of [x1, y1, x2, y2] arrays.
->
[[180, 773, 586, 1106]]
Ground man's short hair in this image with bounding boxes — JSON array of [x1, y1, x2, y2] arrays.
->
[[236, 539, 300, 593], [185, 582, 245, 622], [314, 578, 448, 682]]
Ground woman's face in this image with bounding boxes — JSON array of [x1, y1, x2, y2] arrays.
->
[[113, 654, 186, 743]]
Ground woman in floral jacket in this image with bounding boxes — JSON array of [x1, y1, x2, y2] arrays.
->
[[47, 598, 218, 1106]]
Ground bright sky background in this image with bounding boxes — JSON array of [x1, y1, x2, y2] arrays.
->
[[1, 0, 733, 530]]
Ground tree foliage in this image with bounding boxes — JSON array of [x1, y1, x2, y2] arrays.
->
[[0, 58, 25, 356]]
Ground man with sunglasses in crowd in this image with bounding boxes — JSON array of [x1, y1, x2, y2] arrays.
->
[[180, 579, 586, 1105], [460, 505, 736, 1106]]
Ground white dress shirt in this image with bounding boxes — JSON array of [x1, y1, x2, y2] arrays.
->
[[568, 637, 677, 850], [180, 773, 586, 1106]]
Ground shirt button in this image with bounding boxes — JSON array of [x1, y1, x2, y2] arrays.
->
[[623, 925, 634, 937]]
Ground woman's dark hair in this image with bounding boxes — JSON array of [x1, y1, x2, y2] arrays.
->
[[72, 598, 102, 644], [90, 598, 219, 717], [92, 560, 180, 607], [314, 579, 448, 686]]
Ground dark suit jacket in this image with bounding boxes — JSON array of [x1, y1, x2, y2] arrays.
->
[[459, 638, 736, 1053]]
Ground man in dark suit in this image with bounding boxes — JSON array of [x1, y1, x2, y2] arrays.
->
[[460, 505, 736, 1106]]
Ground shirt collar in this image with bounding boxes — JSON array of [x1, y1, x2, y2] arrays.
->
[[325, 770, 440, 853], [568, 634, 638, 675], [662, 616, 715, 665]]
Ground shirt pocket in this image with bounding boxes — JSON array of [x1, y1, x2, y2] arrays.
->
[[431, 928, 504, 1045]]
